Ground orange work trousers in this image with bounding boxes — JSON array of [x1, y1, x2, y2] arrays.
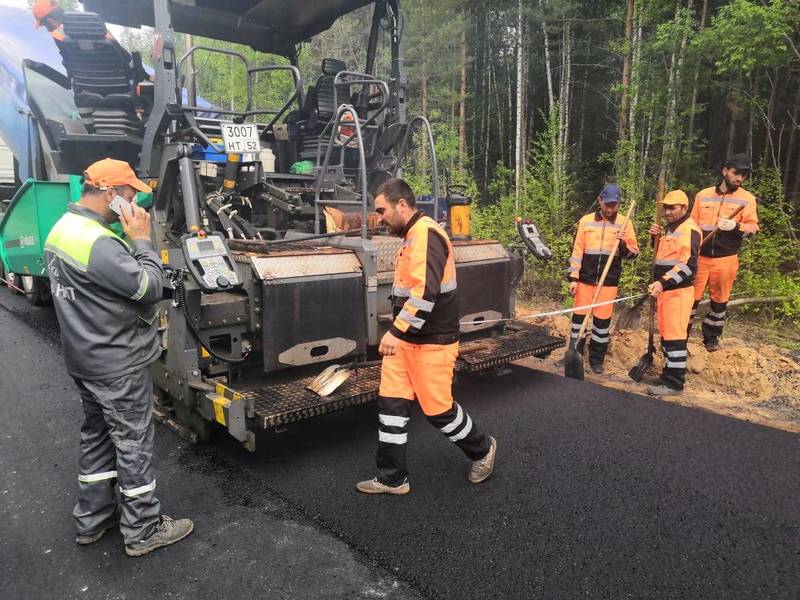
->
[[574, 282, 618, 320], [658, 286, 695, 341], [693, 254, 739, 303], [379, 340, 459, 416]]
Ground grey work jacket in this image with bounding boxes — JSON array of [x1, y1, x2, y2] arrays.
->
[[44, 204, 165, 381]]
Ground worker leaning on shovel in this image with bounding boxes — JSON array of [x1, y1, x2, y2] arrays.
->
[[567, 184, 639, 374], [689, 154, 759, 352], [356, 178, 497, 495], [646, 190, 702, 397]]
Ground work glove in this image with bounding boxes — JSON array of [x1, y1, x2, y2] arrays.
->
[[717, 217, 737, 231]]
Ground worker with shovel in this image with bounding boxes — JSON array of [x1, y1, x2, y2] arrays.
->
[[645, 190, 702, 396], [689, 154, 759, 351], [567, 184, 639, 374], [355, 178, 496, 495]]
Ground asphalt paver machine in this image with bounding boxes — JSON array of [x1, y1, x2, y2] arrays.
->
[[15, 0, 564, 450]]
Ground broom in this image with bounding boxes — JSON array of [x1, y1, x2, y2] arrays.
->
[[565, 200, 636, 380]]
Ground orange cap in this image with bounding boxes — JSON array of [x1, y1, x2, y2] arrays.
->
[[33, 0, 59, 28], [83, 158, 151, 193], [658, 190, 689, 206]]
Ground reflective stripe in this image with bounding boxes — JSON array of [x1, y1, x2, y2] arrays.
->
[[668, 272, 684, 283], [665, 360, 687, 369], [120, 480, 156, 498], [449, 415, 473, 442], [707, 310, 726, 318], [131, 270, 149, 301], [392, 286, 411, 298], [407, 296, 435, 312], [584, 222, 622, 229], [571, 323, 583, 330], [677, 263, 692, 276], [700, 225, 715, 231], [379, 414, 410, 428], [703, 317, 724, 326], [78, 470, 117, 483], [379, 431, 407, 445], [666, 350, 687, 358], [583, 249, 609, 255], [45, 211, 127, 272], [567, 267, 579, 274], [569, 256, 581, 263], [398, 309, 426, 329], [440, 278, 458, 293], [701, 197, 748, 206], [440, 404, 465, 434], [592, 326, 610, 335], [591, 334, 609, 344], [655, 259, 680, 266]]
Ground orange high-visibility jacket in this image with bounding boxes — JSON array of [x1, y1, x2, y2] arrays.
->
[[653, 214, 702, 291], [390, 211, 459, 345], [691, 186, 758, 258], [568, 210, 639, 286]]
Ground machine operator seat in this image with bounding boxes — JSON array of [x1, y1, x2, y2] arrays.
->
[[56, 12, 149, 137], [297, 58, 348, 160]]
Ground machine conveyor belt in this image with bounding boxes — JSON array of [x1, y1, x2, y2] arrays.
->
[[245, 324, 564, 430]]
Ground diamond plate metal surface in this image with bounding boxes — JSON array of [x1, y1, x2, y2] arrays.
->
[[250, 252, 362, 280], [453, 242, 508, 263], [246, 323, 564, 429]]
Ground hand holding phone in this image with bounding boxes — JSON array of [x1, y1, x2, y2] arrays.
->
[[119, 200, 152, 241], [109, 195, 129, 216]]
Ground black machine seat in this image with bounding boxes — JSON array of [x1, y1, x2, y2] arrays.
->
[[294, 58, 348, 161], [55, 12, 147, 136]]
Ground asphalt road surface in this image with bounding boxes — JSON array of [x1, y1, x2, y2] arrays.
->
[[1, 289, 798, 600]]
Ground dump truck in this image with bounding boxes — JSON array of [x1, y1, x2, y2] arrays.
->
[[0, 0, 563, 451]]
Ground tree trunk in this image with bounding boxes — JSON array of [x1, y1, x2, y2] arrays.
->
[[762, 68, 779, 167], [783, 80, 800, 196], [686, 0, 709, 154], [459, 27, 467, 173], [515, 0, 525, 206], [618, 0, 635, 141], [540, 0, 554, 114]]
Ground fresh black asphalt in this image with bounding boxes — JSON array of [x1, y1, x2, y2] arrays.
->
[[1, 290, 798, 599]]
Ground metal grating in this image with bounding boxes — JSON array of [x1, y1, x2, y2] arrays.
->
[[246, 323, 564, 429]]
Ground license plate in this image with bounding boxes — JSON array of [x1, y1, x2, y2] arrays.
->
[[220, 122, 260, 154]]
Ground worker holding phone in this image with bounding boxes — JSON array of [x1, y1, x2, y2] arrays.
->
[[44, 158, 194, 557]]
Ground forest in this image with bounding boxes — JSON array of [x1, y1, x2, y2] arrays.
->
[[112, 0, 800, 323]]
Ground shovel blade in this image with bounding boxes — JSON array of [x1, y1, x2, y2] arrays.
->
[[564, 348, 585, 381], [627, 353, 654, 382], [306, 364, 342, 393], [315, 369, 352, 397]]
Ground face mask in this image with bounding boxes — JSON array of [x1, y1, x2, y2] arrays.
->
[[108, 194, 129, 216]]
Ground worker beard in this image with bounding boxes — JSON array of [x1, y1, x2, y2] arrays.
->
[[723, 176, 740, 193]]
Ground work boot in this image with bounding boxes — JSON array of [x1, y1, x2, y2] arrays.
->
[[590, 362, 604, 375], [468, 436, 497, 484], [705, 338, 721, 352], [76, 515, 119, 545], [647, 384, 683, 397], [355, 478, 410, 495], [125, 516, 194, 557]]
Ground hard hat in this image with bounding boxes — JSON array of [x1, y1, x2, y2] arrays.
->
[[658, 190, 689, 206], [598, 184, 622, 204], [723, 153, 752, 172], [84, 158, 151, 193], [33, 0, 60, 28]]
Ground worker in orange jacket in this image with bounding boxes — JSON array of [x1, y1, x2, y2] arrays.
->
[[690, 154, 759, 351], [647, 190, 702, 396], [356, 178, 496, 495], [568, 184, 639, 374]]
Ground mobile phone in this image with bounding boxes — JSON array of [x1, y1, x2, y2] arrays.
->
[[109, 195, 129, 216]]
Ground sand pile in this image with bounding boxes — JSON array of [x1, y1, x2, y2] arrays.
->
[[517, 305, 800, 433]]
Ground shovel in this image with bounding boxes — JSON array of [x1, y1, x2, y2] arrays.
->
[[628, 295, 657, 381], [307, 342, 493, 397], [565, 200, 636, 380]]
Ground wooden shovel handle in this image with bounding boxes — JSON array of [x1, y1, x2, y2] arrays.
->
[[700, 203, 745, 248], [575, 200, 637, 340]]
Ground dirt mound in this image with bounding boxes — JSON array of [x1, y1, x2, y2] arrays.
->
[[517, 304, 800, 433]]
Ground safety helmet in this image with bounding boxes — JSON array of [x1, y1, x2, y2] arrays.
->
[[33, 0, 60, 28]]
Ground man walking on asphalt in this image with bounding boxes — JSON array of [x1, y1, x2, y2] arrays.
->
[[356, 178, 497, 495], [567, 184, 639, 374], [689, 154, 759, 351], [45, 158, 193, 556], [646, 190, 702, 397]]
